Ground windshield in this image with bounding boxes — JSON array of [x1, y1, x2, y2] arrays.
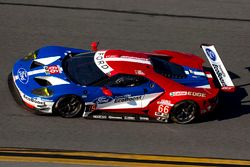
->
[[63, 53, 108, 86]]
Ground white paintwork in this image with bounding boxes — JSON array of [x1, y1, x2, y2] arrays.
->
[[105, 57, 151, 65], [195, 84, 211, 89], [97, 92, 162, 110], [193, 71, 205, 76], [34, 56, 61, 65], [201, 44, 234, 87], [14, 69, 46, 80], [94, 51, 114, 74]]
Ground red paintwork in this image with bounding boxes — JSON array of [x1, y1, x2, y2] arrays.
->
[[24, 101, 35, 109], [153, 50, 204, 70], [96, 49, 220, 119]]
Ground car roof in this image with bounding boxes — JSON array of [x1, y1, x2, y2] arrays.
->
[[94, 49, 168, 77]]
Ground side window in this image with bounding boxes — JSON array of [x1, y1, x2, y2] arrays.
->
[[106, 74, 148, 87]]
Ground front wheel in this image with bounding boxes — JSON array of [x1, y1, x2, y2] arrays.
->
[[170, 100, 199, 124], [54, 95, 83, 118]]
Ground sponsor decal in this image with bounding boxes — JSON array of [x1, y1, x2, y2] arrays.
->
[[23, 95, 45, 105], [108, 116, 123, 120], [114, 95, 142, 103], [90, 114, 150, 121], [135, 70, 145, 75], [93, 115, 107, 119], [169, 91, 187, 97], [157, 100, 173, 106], [156, 116, 168, 122], [156, 100, 172, 121], [120, 56, 149, 61], [105, 54, 119, 58], [124, 116, 136, 121], [94, 96, 113, 104], [139, 117, 149, 121], [44, 65, 61, 75], [212, 64, 227, 86], [17, 68, 29, 84], [94, 51, 113, 73], [170, 91, 206, 98], [202, 45, 234, 89], [205, 48, 216, 61]]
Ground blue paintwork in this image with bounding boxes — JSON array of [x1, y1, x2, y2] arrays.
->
[[173, 66, 209, 87], [12, 46, 92, 104], [12, 46, 164, 113], [12, 45, 210, 114]]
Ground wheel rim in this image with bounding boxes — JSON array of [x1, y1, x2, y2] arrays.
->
[[57, 96, 82, 118], [172, 101, 197, 123]]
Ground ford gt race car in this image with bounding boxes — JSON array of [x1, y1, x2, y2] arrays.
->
[[8, 42, 235, 124]]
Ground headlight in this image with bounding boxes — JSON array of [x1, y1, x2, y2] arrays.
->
[[23, 51, 37, 60], [32, 87, 53, 97]]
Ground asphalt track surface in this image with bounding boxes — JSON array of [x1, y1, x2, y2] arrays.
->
[[0, 0, 250, 165]]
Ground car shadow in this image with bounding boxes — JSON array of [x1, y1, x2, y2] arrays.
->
[[194, 68, 250, 123], [245, 67, 250, 72]]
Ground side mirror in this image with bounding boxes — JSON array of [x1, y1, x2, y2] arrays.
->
[[91, 41, 99, 51], [101, 86, 113, 96]]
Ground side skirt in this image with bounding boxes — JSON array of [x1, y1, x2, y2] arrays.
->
[[86, 111, 162, 123]]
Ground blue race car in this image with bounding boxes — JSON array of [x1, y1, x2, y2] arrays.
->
[[9, 43, 234, 123], [9, 45, 101, 117]]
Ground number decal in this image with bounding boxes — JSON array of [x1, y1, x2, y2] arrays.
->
[[158, 105, 169, 113]]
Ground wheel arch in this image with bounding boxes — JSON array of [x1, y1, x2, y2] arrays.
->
[[52, 94, 85, 116]]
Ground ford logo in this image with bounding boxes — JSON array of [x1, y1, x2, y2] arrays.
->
[[94, 96, 113, 104], [17, 68, 29, 84], [205, 48, 216, 61]]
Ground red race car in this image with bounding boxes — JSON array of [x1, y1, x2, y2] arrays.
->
[[87, 43, 235, 124], [9, 42, 235, 124]]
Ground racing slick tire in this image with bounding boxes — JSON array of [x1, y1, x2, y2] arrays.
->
[[170, 100, 199, 124], [54, 95, 84, 118]]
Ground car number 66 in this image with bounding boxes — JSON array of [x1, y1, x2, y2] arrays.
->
[[158, 105, 169, 113]]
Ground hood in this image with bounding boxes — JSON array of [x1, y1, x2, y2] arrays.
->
[[13, 46, 90, 90]]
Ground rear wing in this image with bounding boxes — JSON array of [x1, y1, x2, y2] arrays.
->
[[201, 44, 235, 92]]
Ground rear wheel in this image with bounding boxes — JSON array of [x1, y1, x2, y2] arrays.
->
[[54, 95, 83, 118], [170, 100, 198, 124]]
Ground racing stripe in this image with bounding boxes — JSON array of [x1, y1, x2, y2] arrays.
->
[[28, 69, 46, 76], [14, 69, 46, 80], [195, 85, 211, 88], [193, 71, 205, 76], [105, 57, 151, 65], [34, 56, 61, 65]]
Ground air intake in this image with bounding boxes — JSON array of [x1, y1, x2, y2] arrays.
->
[[30, 61, 44, 69], [34, 78, 52, 86]]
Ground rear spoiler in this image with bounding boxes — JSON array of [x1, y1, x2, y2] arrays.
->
[[201, 44, 235, 92]]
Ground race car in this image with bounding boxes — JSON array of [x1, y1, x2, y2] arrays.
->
[[8, 42, 235, 124]]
